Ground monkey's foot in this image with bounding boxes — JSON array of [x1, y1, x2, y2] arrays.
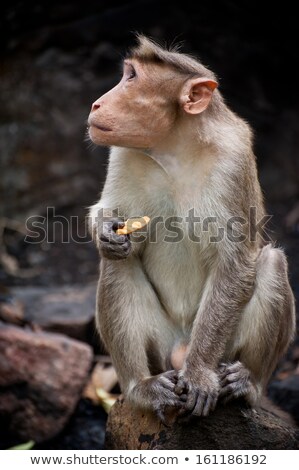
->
[[132, 371, 187, 426], [219, 361, 254, 403], [151, 371, 188, 425], [175, 368, 220, 418]]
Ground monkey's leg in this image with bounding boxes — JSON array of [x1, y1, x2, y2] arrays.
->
[[221, 244, 296, 405], [97, 257, 186, 423]]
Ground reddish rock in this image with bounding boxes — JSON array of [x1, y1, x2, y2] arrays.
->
[[12, 283, 96, 341], [0, 324, 93, 443], [0, 296, 24, 325]]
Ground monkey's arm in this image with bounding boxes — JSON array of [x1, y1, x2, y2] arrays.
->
[[176, 251, 256, 416]]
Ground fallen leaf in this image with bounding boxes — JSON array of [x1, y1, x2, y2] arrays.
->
[[96, 388, 117, 413], [8, 440, 35, 450], [83, 363, 118, 403]]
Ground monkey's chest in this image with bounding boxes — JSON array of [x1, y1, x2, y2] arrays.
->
[[125, 152, 219, 325], [142, 221, 211, 328]]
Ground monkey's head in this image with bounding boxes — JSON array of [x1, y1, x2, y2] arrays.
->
[[88, 35, 218, 149]]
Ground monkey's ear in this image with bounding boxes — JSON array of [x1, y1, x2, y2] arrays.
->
[[180, 78, 218, 115]]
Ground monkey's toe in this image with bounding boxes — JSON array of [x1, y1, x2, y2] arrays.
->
[[191, 390, 218, 417], [219, 361, 252, 402], [177, 387, 218, 418]]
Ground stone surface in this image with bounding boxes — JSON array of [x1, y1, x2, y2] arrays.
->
[[105, 399, 299, 450], [11, 283, 97, 342], [0, 294, 24, 325], [0, 324, 93, 443]]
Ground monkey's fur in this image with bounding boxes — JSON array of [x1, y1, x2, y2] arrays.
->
[[88, 36, 295, 423]]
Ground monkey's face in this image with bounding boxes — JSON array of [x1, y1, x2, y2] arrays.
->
[[88, 60, 180, 149]]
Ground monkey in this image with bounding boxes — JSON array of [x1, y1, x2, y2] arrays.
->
[[87, 35, 296, 423]]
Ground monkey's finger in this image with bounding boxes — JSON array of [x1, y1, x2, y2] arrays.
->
[[219, 368, 231, 380], [179, 393, 188, 402], [183, 388, 198, 413], [218, 363, 228, 374], [155, 408, 169, 427], [110, 232, 130, 244], [99, 233, 111, 243], [192, 392, 207, 416], [177, 394, 195, 416], [202, 393, 217, 417], [112, 220, 125, 231], [100, 233, 126, 244], [211, 393, 219, 412], [159, 378, 176, 392], [220, 378, 248, 396], [163, 370, 178, 383], [220, 371, 241, 387], [220, 362, 244, 380], [225, 361, 243, 374], [101, 238, 131, 249], [219, 383, 234, 397], [100, 243, 132, 261], [102, 241, 130, 255], [202, 397, 211, 417], [222, 382, 249, 404], [174, 378, 187, 395]]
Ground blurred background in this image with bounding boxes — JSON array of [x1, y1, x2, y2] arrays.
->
[[0, 0, 298, 450]]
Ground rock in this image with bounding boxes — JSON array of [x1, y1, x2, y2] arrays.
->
[[105, 399, 299, 450], [0, 324, 93, 444], [35, 399, 107, 450], [268, 375, 299, 425], [11, 283, 96, 342], [0, 294, 24, 325]]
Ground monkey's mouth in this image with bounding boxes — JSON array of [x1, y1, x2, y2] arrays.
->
[[89, 121, 112, 132]]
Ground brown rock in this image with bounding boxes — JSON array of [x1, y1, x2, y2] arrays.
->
[[0, 324, 93, 442], [105, 399, 299, 450], [12, 283, 96, 341], [0, 296, 24, 325]]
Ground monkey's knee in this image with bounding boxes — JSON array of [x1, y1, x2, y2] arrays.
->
[[226, 246, 295, 397], [256, 245, 296, 348], [257, 244, 291, 293]]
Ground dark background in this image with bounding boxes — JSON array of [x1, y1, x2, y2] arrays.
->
[[0, 0, 298, 290], [0, 0, 299, 448]]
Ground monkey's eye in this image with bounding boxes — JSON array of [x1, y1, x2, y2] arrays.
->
[[127, 66, 137, 81]]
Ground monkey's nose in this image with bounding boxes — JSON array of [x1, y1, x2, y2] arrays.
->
[[91, 101, 101, 112]]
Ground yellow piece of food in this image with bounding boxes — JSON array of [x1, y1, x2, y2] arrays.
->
[[116, 216, 150, 235]]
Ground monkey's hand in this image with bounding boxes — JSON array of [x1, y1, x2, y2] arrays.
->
[[131, 371, 187, 425], [175, 367, 220, 417], [98, 218, 132, 260]]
